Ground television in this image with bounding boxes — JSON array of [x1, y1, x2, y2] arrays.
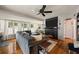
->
[[46, 17, 58, 29]]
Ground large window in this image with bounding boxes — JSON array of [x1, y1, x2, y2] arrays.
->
[[7, 21, 31, 34], [0, 19, 43, 35]]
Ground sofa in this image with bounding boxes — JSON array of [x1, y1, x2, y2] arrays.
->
[[16, 31, 31, 54]]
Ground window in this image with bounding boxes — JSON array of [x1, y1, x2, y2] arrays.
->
[[8, 21, 13, 28], [21, 23, 24, 27], [31, 24, 33, 28], [14, 22, 18, 26], [13, 22, 19, 34], [24, 23, 27, 28], [23, 23, 29, 31], [7, 21, 14, 35], [0, 19, 32, 34]]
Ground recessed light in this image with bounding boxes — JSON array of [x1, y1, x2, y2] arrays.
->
[[32, 10, 35, 12]]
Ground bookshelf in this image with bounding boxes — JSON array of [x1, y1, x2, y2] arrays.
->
[[77, 13, 79, 41]]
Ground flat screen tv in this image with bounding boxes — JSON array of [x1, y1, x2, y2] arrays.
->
[[46, 17, 58, 29]]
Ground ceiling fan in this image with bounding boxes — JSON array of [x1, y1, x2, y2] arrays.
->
[[37, 5, 52, 16]]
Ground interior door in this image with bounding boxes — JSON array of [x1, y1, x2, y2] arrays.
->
[[64, 20, 73, 39], [64, 19, 76, 40]]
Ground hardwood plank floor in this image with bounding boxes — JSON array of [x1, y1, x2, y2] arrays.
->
[[0, 39, 16, 54], [48, 38, 74, 54], [16, 42, 23, 54], [6, 39, 23, 54]]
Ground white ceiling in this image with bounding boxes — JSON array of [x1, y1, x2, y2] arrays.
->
[[0, 5, 79, 21]]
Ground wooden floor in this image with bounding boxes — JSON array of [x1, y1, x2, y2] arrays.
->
[[0, 37, 74, 54], [48, 38, 74, 54], [0, 38, 16, 54], [16, 42, 23, 54], [0, 38, 22, 54], [5, 39, 23, 54]]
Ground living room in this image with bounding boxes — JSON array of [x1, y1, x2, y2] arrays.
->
[[0, 5, 79, 54]]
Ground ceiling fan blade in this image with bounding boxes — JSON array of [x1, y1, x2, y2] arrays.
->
[[42, 13, 45, 16], [44, 11, 52, 13], [41, 5, 46, 11]]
